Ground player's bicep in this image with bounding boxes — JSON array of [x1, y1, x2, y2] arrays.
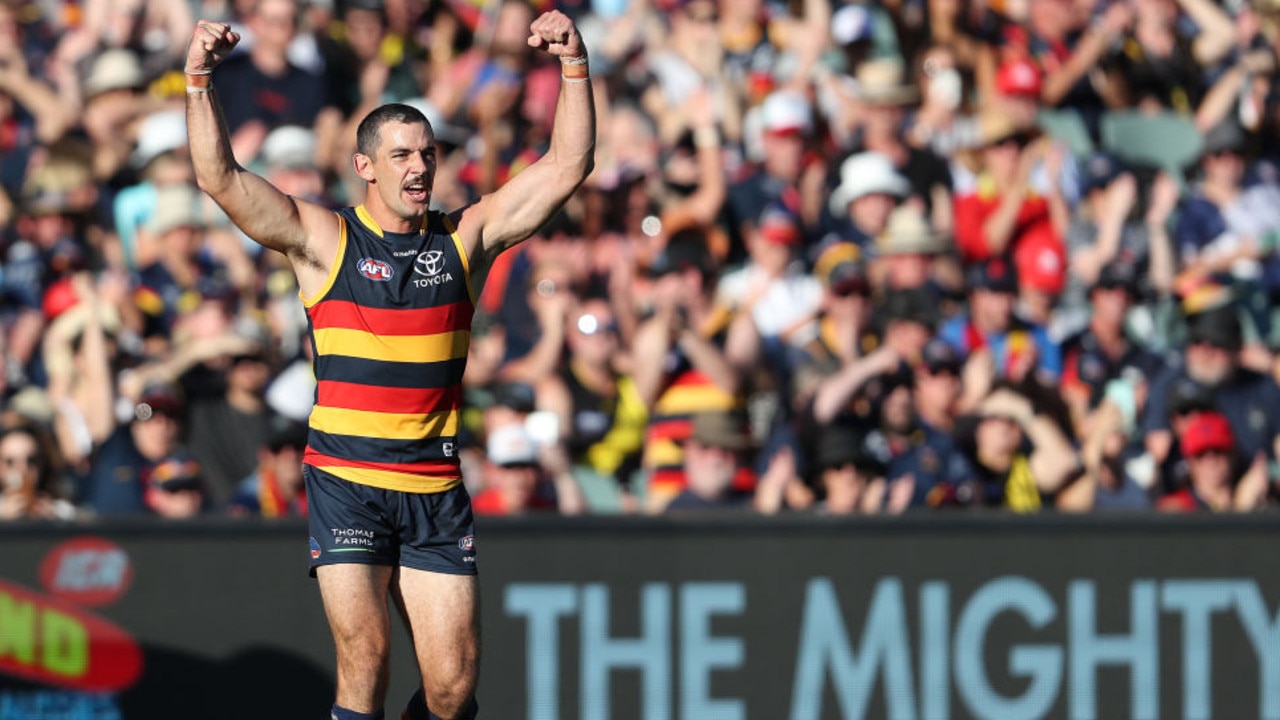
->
[[211, 169, 317, 255], [467, 159, 571, 255]]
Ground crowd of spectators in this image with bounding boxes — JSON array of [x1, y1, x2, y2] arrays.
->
[[3, 0, 1280, 520]]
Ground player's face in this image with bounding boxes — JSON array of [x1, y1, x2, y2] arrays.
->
[[368, 121, 437, 220]]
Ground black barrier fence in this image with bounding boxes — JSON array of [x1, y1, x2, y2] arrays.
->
[[1, 515, 1279, 720]]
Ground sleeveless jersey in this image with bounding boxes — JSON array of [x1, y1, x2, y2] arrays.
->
[[301, 205, 475, 493]]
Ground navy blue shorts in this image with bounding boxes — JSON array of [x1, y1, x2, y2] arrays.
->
[[304, 465, 478, 577]]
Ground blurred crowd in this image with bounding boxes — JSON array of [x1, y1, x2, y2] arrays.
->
[[3, 0, 1280, 521]]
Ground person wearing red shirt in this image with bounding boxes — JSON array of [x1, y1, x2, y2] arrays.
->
[[952, 117, 1068, 266]]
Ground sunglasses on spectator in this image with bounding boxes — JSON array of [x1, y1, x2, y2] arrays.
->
[[2, 454, 37, 468], [831, 279, 869, 298]]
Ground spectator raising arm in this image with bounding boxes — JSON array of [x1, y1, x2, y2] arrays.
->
[[982, 389, 1081, 494], [1145, 172, 1180, 297], [43, 276, 116, 470], [1177, 0, 1238, 66], [1041, 2, 1131, 108], [0, 43, 72, 145], [1195, 50, 1275, 132], [811, 346, 901, 424]]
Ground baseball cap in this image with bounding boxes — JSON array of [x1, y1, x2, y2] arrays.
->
[[995, 58, 1042, 98], [1092, 261, 1138, 295], [1179, 412, 1234, 457], [150, 451, 203, 493], [41, 277, 81, 321], [813, 424, 889, 475], [261, 125, 317, 170], [1202, 121, 1247, 156], [758, 203, 801, 246], [1013, 230, 1066, 296], [831, 4, 873, 45], [1186, 304, 1243, 351], [132, 110, 188, 169], [760, 89, 812, 136], [965, 258, 1018, 294], [487, 423, 540, 468], [921, 338, 963, 374], [1080, 152, 1128, 194], [813, 242, 868, 296]]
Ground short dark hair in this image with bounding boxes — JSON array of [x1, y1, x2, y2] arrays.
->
[[355, 103, 430, 157]]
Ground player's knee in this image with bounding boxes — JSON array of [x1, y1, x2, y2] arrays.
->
[[336, 632, 390, 673], [423, 678, 476, 720]]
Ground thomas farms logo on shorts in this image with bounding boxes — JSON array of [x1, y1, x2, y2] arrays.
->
[[357, 257, 393, 281], [330, 528, 374, 549], [458, 536, 475, 552], [309, 537, 322, 560]]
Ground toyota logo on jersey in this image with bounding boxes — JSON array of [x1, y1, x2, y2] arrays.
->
[[415, 250, 446, 277]]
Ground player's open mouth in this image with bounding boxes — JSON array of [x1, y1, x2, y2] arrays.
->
[[404, 182, 428, 203]]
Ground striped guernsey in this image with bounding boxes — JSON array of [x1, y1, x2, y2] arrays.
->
[[301, 205, 475, 494]]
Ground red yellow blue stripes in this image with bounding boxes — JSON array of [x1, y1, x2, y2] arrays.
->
[[302, 207, 473, 494]]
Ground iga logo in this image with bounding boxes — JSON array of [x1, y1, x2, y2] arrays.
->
[[357, 257, 394, 281], [38, 537, 132, 608]]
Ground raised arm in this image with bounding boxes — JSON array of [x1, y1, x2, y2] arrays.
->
[[184, 20, 340, 297], [452, 11, 596, 266], [0, 45, 73, 144]]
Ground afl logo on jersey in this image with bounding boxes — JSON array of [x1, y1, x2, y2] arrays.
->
[[357, 257, 394, 281]]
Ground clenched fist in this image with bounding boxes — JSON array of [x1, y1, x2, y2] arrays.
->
[[526, 11, 585, 61], [185, 20, 240, 75]]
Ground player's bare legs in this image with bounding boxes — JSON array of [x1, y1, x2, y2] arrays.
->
[[393, 568, 479, 719], [318, 564, 396, 714]]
